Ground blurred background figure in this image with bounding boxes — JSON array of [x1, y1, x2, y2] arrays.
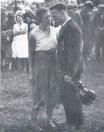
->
[[23, 11, 37, 34], [30, 2, 38, 15], [1, 7, 8, 67], [92, 4, 104, 65], [78, 3, 84, 12], [6, 12, 16, 30], [80, 1, 94, 61], [1, 29, 13, 70], [66, 3, 83, 29]]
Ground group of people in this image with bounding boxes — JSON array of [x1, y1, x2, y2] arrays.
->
[[1, 0, 104, 132], [28, 4, 84, 132], [1, 1, 104, 71]]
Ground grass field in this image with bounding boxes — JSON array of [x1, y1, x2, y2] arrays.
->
[[1, 60, 104, 132]]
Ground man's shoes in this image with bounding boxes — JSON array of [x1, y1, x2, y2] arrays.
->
[[29, 125, 43, 132], [65, 124, 74, 132], [34, 125, 43, 131], [46, 120, 56, 128]]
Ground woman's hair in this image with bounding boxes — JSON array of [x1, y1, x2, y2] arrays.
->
[[15, 12, 23, 21], [36, 7, 50, 24]]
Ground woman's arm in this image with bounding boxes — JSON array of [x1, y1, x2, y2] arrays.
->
[[13, 24, 28, 36], [19, 23, 28, 34], [13, 25, 21, 36], [28, 33, 36, 81]]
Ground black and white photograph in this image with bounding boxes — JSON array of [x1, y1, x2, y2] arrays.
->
[[1, 0, 104, 132]]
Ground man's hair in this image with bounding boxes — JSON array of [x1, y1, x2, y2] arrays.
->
[[49, 3, 66, 11]]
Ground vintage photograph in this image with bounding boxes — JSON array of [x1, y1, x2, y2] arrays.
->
[[1, 0, 104, 132]]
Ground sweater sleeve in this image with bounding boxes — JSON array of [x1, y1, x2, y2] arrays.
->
[[65, 20, 83, 78]]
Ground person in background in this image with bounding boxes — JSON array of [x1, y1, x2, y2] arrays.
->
[[23, 11, 37, 34], [1, 8, 8, 67], [6, 12, 16, 30], [80, 1, 94, 61], [1, 29, 13, 70], [50, 3, 84, 132], [30, 2, 37, 15], [78, 3, 84, 12], [12, 13, 28, 71], [92, 4, 104, 65], [66, 3, 83, 29], [29, 7, 58, 131]]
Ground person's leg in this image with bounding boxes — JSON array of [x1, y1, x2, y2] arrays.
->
[[23, 58, 28, 71], [31, 83, 43, 131], [101, 40, 104, 63], [95, 32, 101, 62], [8, 58, 12, 70], [46, 104, 55, 127], [62, 82, 84, 129], [59, 68, 84, 130], [17, 58, 22, 71], [31, 107, 39, 126]]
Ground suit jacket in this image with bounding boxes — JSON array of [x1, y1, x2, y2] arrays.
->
[[57, 18, 84, 78]]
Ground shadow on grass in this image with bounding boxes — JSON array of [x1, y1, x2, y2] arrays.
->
[[4, 125, 62, 132]]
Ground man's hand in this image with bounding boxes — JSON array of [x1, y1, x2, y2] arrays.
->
[[64, 75, 72, 82]]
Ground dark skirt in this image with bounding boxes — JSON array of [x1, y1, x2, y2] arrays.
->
[[32, 51, 58, 108]]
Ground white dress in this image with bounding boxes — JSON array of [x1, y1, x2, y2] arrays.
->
[[12, 23, 28, 58]]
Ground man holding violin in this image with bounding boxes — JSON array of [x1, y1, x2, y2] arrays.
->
[[50, 3, 85, 131]]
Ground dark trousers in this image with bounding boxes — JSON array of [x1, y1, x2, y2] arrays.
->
[[58, 63, 84, 127], [95, 30, 104, 63]]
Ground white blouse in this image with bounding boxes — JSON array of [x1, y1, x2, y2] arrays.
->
[[30, 26, 58, 51]]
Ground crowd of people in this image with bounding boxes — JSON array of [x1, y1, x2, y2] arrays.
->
[[1, 0, 104, 71], [1, 0, 104, 132]]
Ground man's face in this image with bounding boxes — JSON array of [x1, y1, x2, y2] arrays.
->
[[24, 17, 31, 24], [51, 9, 64, 26], [85, 6, 92, 12], [98, 8, 104, 14]]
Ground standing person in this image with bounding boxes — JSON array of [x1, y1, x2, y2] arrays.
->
[[12, 13, 28, 71], [66, 4, 83, 29], [6, 12, 16, 30], [80, 1, 93, 61], [50, 3, 84, 131], [28, 7, 58, 131], [92, 4, 104, 63], [23, 11, 37, 34], [1, 8, 8, 67]]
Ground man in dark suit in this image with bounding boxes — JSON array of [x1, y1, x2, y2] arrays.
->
[[50, 3, 84, 131]]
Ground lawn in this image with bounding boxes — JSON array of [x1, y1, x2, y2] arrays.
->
[[0, 60, 104, 132]]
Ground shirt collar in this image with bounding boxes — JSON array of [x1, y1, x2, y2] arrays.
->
[[62, 17, 71, 26]]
